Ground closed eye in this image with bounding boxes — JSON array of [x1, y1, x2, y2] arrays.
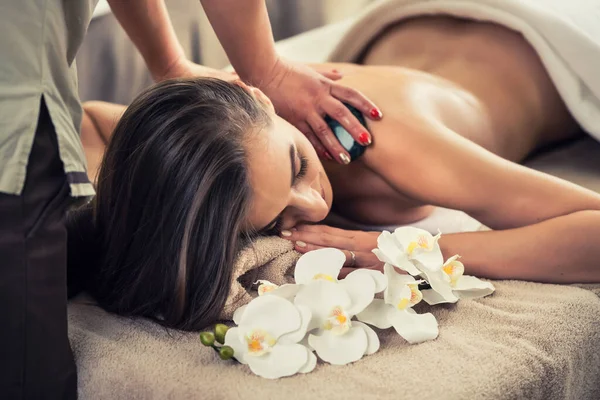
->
[[294, 154, 308, 184], [262, 151, 308, 236]]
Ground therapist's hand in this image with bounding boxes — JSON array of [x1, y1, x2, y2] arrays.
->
[[258, 58, 383, 164], [154, 57, 239, 82]]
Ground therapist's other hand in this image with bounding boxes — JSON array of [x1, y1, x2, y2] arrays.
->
[[154, 57, 239, 82], [259, 58, 382, 164]]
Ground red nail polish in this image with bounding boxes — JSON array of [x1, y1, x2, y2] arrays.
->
[[370, 108, 382, 119], [358, 132, 371, 145]]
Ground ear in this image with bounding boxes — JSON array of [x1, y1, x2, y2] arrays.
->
[[249, 87, 273, 108]]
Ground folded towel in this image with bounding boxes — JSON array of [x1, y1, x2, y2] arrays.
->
[[220, 237, 300, 319]]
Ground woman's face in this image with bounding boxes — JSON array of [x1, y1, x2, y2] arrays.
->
[[243, 87, 333, 234]]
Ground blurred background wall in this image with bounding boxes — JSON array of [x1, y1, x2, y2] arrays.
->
[[77, 0, 374, 104]]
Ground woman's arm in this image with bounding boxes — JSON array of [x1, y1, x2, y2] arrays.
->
[[366, 118, 600, 230], [440, 210, 600, 283], [363, 118, 600, 282]]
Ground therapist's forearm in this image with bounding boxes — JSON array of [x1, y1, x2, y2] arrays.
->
[[107, 0, 186, 79], [200, 0, 278, 82]]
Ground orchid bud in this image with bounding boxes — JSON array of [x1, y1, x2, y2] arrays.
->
[[199, 332, 215, 347], [214, 324, 229, 344], [219, 345, 234, 360]]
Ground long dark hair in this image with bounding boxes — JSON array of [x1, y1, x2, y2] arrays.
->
[[67, 78, 270, 330]]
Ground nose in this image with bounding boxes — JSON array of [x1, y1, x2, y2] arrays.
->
[[285, 185, 329, 226]]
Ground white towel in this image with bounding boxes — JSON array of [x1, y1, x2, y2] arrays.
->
[[277, 0, 600, 139]]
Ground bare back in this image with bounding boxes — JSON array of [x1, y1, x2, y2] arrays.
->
[[323, 16, 581, 227]]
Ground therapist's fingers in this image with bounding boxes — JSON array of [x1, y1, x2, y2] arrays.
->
[[330, 82, 383, 121], [297, 121, 333, 161], [317, 97, 373, 161], [306, 112, 351, 164]]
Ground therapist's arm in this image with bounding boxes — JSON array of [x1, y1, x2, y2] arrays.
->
[[106, 0, 235, 81], [200, 0, 383, 164]]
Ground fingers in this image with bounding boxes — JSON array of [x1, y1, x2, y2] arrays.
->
[[306, 112, 350, 164], [292, 240, 374, 268], [283, 227, 354, 250], [330, 83, 383, 121], [319, 97, 372, 160], [297, 121, 333, 161], [294, 224, 357, 238]]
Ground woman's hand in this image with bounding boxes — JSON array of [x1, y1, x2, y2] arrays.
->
[[257, 58, 382, 164], [280, 224, 384, 278], [154, 57, 239, 82]]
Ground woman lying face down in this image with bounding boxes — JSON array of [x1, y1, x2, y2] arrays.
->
[[73, 14, 600, 331], [73, 74, 600, 332]]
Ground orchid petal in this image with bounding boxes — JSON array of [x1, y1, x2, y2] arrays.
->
[[224, 327, 248, 365], [442, 256, 465, 286], [294, 280, 351, 331], [346, 268, 387, 293], [342, 270, 377, 316], [247, 344, 309, 379], [294, 248, 345, 284], [256, 280, 279, 296], [420, 269, 458, 304], [239, 295, 301, 340], [389, 310, 439, 344], [356, 299, 394, 329], [278, 305, 312, 345], [269, 284, 302, 301], [383, 264, 418, 305], [412, 242, 444, 272], [353, 321, 380, 355], [454, 275, 495, 299], [391, 226, 429, 247], [395, 257, 423, 276], [298, 348, 317, 374], [375, 232, 418, 273], [420, 289, 450, 306], [232, 304, 247, 326], [308, 327, 368, 365]]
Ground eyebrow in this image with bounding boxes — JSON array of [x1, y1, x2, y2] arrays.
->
[[259, 144, 296, 233]]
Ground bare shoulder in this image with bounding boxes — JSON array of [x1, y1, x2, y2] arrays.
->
[[82, 101, 126, 143]]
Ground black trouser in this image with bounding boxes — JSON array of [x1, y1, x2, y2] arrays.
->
[[0, 99, 77, 399]]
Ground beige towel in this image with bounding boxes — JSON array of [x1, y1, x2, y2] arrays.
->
[[220, 237, 300, 319], [68, 281, 600, 399]]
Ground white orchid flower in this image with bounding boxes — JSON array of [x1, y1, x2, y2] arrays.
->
[[358, 264, 439, 344], [225, 295, 316, 379], [421, 255, 495, 305], [373, 227, 459, 303], [232, 280, 301, 325], [373, 227, 443, 274], [292, 248, 386, 365]]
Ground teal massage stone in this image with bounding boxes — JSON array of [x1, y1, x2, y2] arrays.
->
[[324, 104, 368, 161]]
